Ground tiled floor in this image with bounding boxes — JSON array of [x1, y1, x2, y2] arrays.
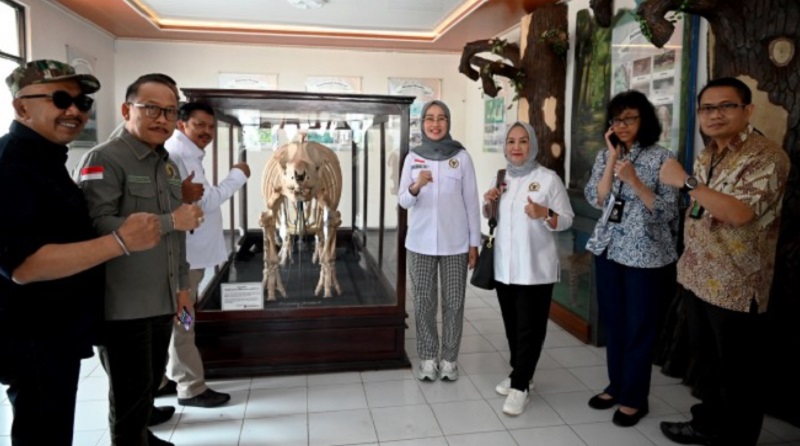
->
[[3, 282, 800, 445]]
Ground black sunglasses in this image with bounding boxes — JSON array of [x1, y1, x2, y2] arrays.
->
[[16, 90, 94, 112]]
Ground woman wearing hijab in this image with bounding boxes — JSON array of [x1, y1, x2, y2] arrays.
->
[[398, 100, 481, 382], [483, 122, 574, 416]]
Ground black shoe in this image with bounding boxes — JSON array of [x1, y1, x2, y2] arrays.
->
[[155, 380, 177, 398], [147, 430, 174, 446], [588, 393, 617, 409], [147, 405, 175, 427], [178, 388, 231, 408], [612, 406, 648, 427], [660, 421, 718, 445]]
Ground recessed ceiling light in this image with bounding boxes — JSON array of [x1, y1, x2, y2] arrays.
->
[[286, 0, 325, 9]]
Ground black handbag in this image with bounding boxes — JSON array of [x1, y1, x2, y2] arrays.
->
[[470, 169, 506, 290]]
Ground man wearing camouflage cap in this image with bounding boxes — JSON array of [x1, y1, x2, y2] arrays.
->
[[0, 60, 161, 445]]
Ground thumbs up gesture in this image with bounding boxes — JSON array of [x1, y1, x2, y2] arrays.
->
[[524, 196, 548, 220], [181, 171, 205, 203]]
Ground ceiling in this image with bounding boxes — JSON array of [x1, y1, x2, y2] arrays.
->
[[51, 0, 555, 52]]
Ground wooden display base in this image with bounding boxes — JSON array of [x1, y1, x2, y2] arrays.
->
[[194, 231, 409, 378], [549, 300, 591, 344]]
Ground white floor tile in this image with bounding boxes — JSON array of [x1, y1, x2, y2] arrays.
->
[[239, 413, 307, 446], [548, 346, 607, 368], [245, 387, 308, 418], [364, 380, 427, 408], [469, 319, 507, 335], [308, 409, 377, 446], [76, 375, 109, 402], [169, 419, 242, 446], [446, 430, 517, 446], [569, 366, 609, 391], [430, 399, 505, 435], [541, 390, 613, 424], [649, 384, 700, 414], [463, 307, 503, 322], [250, 374, 307, 390], [764, 416, 800, 441], [510, 425, 588, 446], [73, 400, 110, 431], [545, 330, 586, 348], [307, 383, 367, 412], [307, 372, 361, 387], [530, 368, 589, 394], [418, 375, 483, 404], [371, 404, 442, 441], [72, 429, 105, 446], [360, 368, 415, 383], [381, 437, 447, 446], [456, 352, 511, 375], [458, 335, 497, 354], [0, 436, 9, 446], [572, 420, 656, 446]]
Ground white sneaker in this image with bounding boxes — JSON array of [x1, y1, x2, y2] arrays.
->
[[502, 389, 530, 416], [418, 359, 438, 381], [495, 377, 535, 396], [439, 360, 459, 381]]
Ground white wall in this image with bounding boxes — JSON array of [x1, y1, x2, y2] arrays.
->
[[21, 0, 116, 171]]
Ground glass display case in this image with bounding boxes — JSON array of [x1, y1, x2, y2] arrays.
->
[[182, 88, 414, 377]]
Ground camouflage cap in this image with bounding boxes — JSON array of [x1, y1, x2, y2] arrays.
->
[[5, 59, 101, 96]]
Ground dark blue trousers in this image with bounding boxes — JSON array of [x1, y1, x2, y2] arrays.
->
[[0, 338, 82, 446], [594, 253, 674, 410]]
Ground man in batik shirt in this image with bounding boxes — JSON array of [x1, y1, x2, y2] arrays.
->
[[659, 77, 790, 446]]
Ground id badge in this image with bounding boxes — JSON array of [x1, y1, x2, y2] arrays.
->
[[689, 200, 705, 219], [608, 198, 625, 223]]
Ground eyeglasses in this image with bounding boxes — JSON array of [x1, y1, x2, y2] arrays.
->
[[129, 102, 180, 121], [697, 103, 747, 115], [423, 116, 448, 124], [609, 116, 640, 127], [15, 90, 94, 112]]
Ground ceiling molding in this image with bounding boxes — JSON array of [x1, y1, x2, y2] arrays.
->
[[51, 0, 553, 52], [124, 0, 487, 43]]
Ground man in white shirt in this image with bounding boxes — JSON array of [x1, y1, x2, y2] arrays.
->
[[160, 102, 250, 407]]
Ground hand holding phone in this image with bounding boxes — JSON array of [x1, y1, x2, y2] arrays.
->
[[178, 306, 193, 331]]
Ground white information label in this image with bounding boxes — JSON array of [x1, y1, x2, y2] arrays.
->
[[221, 283, 264, 311]]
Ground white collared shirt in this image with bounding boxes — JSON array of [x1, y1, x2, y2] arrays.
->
[[398, 150, 482, 255], [165, 131, 247, 269], [493, 166, 574, 285]]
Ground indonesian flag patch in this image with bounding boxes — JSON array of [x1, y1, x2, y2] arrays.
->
[[79, 166, 104, 182]]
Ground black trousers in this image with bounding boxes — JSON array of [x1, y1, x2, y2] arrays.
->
[[683, 287, 765, 446], [495, 282, 554, 391], [0, 338, 82, 446], [98, 314, 173, 446]]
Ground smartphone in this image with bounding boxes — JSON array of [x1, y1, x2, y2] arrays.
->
[[178, 306, 192, 331]]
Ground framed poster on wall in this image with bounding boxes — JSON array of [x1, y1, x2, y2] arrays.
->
[[388, 77, 441, 149]]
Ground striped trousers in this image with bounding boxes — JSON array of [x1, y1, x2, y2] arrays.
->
[[407, 250, 469, 362]]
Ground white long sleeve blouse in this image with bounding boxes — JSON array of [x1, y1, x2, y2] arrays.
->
[[398, 150, 482, 256], [492, 166, 574, 285]]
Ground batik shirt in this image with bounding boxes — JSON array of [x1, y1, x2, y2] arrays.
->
[[584, 142, 679, 268], [677, 130, 789, 313]]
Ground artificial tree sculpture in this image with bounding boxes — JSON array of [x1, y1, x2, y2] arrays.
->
[[591, 0, 799, 426], [459, 3, 568, 179]]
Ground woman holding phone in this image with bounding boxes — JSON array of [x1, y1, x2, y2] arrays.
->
[[583, 90, 679, 427]]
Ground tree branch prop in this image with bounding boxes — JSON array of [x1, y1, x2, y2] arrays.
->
[[459, 39, 523, 98]]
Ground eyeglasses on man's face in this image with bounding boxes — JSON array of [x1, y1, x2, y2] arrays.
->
[[697, 103, 747, 115], [608, 115, 640, 127], [423, 116, 448, 124], [129, 102, 180, 121], [16, 90, 94, 112]]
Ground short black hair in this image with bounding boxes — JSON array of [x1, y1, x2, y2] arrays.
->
[[125, 73, 178, 103], [178, 102, 215, 122], [606, 90, 662, 148], [697, 77, 752, 105]]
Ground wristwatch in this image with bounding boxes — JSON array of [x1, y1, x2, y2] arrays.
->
[[544, 208, 556, 223], [680, 175, 699, 194]]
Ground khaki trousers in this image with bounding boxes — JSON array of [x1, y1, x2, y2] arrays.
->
[[164, 268, 207, 399]]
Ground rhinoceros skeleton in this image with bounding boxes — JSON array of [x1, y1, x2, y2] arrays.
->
[[260, 133, 343, 300]]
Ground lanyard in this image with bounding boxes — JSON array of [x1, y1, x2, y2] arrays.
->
[[615, 146, 644, 195], [706, 148, 728, 185]]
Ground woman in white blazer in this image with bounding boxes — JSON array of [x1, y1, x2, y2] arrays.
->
[[483, 122, 574, 416]]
